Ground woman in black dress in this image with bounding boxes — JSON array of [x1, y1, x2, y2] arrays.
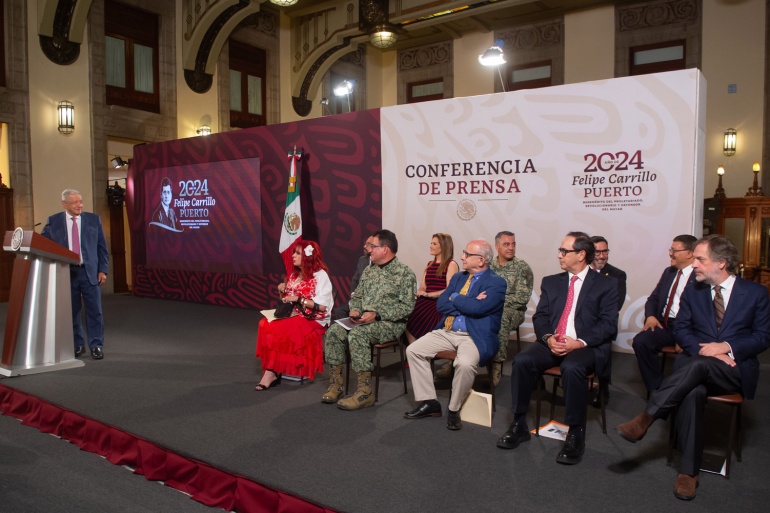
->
[[405, 233, 459, 344]]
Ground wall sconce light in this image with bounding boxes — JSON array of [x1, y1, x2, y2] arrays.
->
[[747, 162, 764, 197], [714, 165, 726, 199], [57, 100, 75, 134], [269, 0, 298, 6], [111, 156, 128, 169], [370, 25, 398, 49], [478, 41, 507, 92], [333, 80, 355, 113], [197, 125, 211, 136], [723, 128, 737, 156]]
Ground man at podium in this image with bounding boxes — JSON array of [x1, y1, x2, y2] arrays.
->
[[42, 189, 109, 359]]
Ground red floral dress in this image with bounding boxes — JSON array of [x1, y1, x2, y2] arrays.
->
[[255, 271, 331, 379]]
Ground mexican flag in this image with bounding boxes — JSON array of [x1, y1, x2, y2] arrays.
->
[[278, 147, 302, 276]]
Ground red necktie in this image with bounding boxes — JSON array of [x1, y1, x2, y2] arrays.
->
[[555, 275, 579, 336], [662, 270, 682, 327], [71, 216, 81, 256]]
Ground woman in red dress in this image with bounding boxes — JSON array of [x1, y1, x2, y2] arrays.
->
[[255, 241, 333, 390], [405, 233, 459, 344]]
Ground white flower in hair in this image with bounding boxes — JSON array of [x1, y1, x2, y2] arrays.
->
[[304, 244, 314, 257]]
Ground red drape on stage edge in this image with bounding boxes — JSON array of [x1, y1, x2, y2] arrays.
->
[[0, 384, 338, 513]]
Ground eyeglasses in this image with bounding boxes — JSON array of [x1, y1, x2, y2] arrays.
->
[[462, 250, 483, 259], [558, 248, 580, 256], [595, 249, 610, 256], [369, 244, 385, 249], [669, 248, 689, 254]]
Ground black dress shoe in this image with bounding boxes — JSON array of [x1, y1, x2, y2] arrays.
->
[[496, 422, 531, 449], [74, 346, 86, 358], [91, 347, 104, 360], [404, 400, 442, 419], [446, 410, 462, 430], [556, 428, 585, 465]]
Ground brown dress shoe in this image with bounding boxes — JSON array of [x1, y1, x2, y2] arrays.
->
[[673, 473, 699, 500], [614, 412, 654, 443]]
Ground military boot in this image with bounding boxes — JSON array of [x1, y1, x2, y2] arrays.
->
[[321, 365, 344, 404], [337, 371, 374, 410]]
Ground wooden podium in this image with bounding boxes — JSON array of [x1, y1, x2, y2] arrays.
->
[[0, 228, 85, 376]]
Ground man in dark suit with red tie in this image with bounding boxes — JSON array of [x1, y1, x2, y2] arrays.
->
[[42, 189, 109, 360], [616, 235, 770, 500], [497, 232, 618, 465], [631, 234, 698, 395]]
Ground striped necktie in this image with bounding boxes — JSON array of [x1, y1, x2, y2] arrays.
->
[[713, 285, 725, 330]]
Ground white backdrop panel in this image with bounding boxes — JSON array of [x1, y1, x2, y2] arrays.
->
[[382, 69, 706, 352]]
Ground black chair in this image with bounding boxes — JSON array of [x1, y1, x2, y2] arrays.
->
[[430, 350, 496, 411], [667, 393, 743, 478], [534, 366, 606, 436], [344, 334, 408, 402]]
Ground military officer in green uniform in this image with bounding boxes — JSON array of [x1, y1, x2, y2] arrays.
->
[[322, 229, 416, 410], [489, 231, 534, 386]]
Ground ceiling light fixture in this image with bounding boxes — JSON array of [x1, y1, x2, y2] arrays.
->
[[370, 24, 398, 49]]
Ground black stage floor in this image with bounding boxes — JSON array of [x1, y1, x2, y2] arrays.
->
[[1, 294, 770, 513]]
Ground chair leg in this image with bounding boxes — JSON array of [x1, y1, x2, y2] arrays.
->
[[487, 361, 496, 412], [735, 404, 743, 461], [667, 413, 676, 467], [344, 344, 351, 395], [374, 346, 382, 402], [535, 376, 543, 437], [398, 340, 407, 396], [549, 377, 559, 423], [724, 403, 739, 479]]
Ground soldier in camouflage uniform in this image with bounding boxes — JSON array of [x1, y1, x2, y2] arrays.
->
[[323, 229, 416, 410], [489, 231, 534, 386]]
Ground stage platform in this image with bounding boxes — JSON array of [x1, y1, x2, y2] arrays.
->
[[2, 294, 770, 513]]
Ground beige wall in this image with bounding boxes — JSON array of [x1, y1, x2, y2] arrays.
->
[[366, 50, 398, 109], [175, 1, 219, 138], [702, 0, 766, 198], [453, 31, 495, 98], [28, 1, 94, 224], [564, 6, 615, 84]]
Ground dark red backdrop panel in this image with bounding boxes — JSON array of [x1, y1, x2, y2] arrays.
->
[[127, 110, 382, 310]]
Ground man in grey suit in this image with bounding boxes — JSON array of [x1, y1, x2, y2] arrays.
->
[[42, 189, 109, 359]]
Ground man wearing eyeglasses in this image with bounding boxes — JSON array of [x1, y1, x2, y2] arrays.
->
[[489, 231, 533, 387], [404, 239, 506, 430], [322, 229, 416, 410], [588, 235, 627, 407], [332, 235, 375, 319], [631, 234, 698, 396], [497, 231, 618, 465]]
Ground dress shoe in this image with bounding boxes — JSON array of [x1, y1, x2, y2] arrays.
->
[[404, 400, 442, 419], [615, 411, 655, 443], [446, 410, 462, 430], [496, 422, 531, 450], [74, 346, 86, 358], [556, 428, 585, 465], [91, 347, 104, 360], [673, 473, 699, 500], [590, 386, 609, 409]]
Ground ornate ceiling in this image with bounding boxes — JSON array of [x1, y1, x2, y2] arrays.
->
[[38, 0, 635, 116]]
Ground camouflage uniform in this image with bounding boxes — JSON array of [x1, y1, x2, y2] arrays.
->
[[490, 256, 534, 363], [325, 258, 416, 372]]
